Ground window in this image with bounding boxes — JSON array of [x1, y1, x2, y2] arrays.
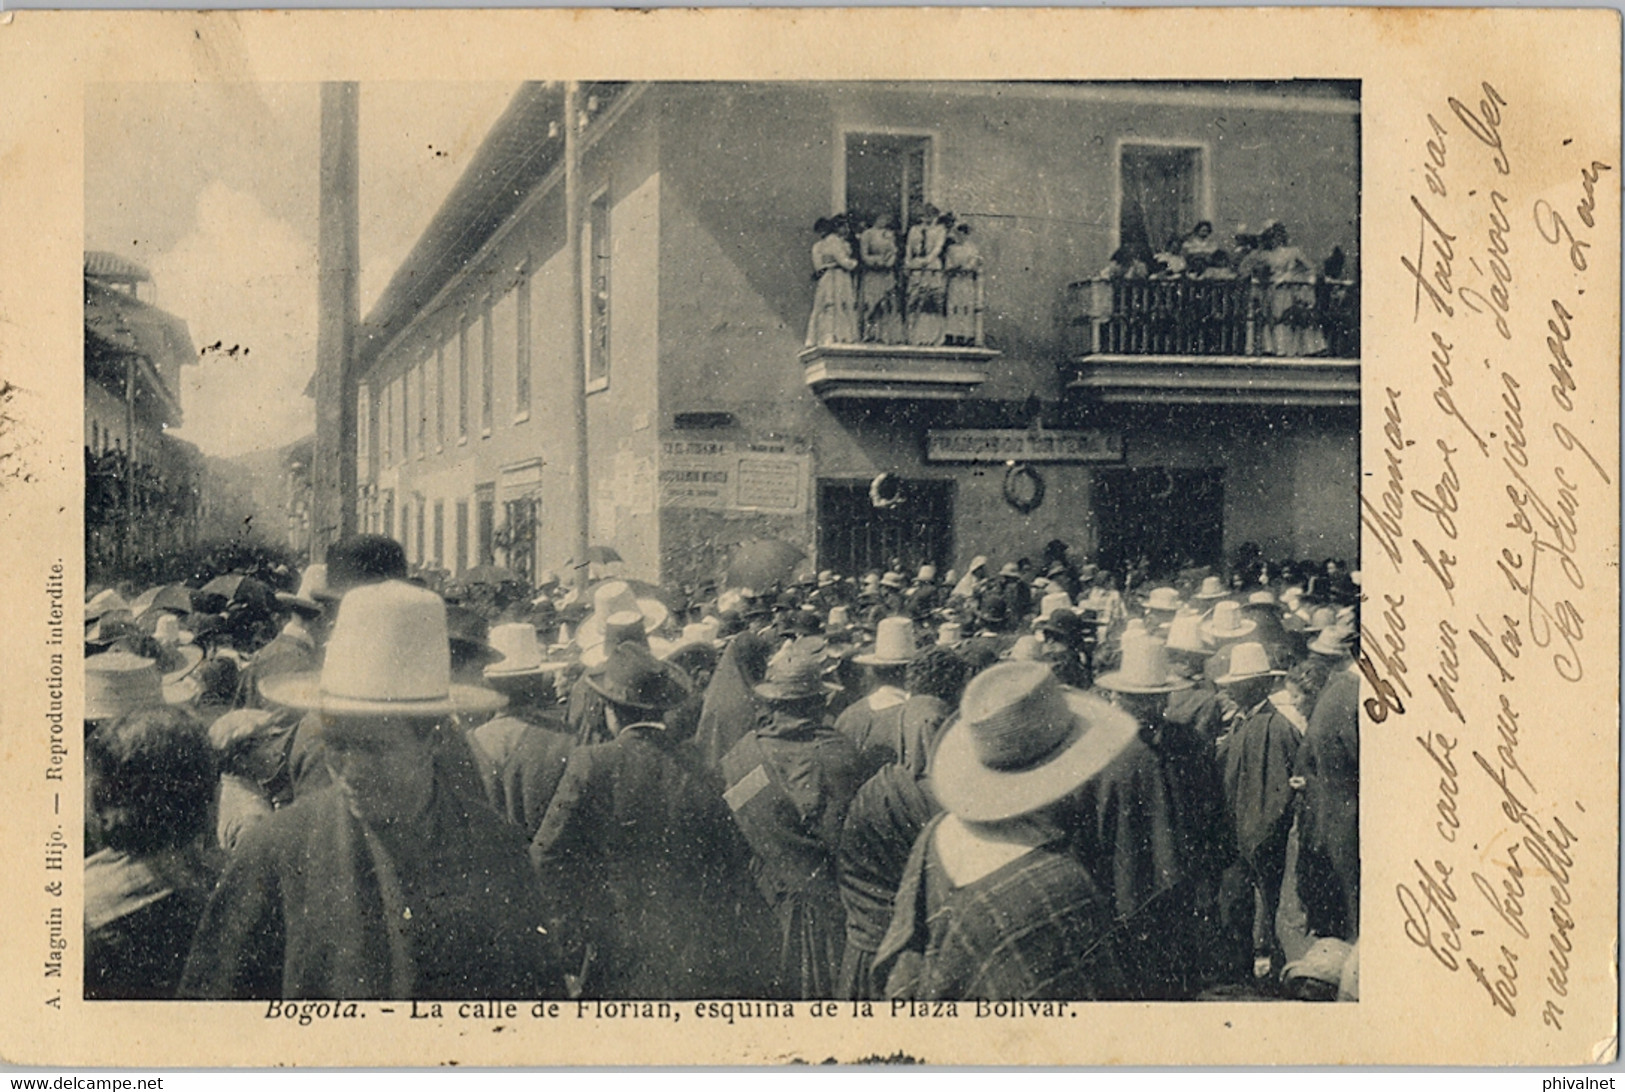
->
[[585, 190, 611, 392], [362, 384, 377, 480], [382, 378, 394, 465], [435, 344, 446, 448], [414, 501, 426, 566], [382, 492, 395, 543], [515, 266, 532, 418], [475, 484, 496, 567], [415, 359, 427, 457], [817, 478, 954, 578], [843, 131, 931, 234], [481, 301, 495, 432], [457, 318, 470, 440], [433, 500, 445, 567], [455, 499, 469, 574], [400, 372, 411, 461], [1118, 143, 1205, 258]]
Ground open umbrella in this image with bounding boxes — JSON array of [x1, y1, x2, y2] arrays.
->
[[726, 538, 807, 591], [199, 574, 277, 613], [129, 584, 194, 617], [463, 564, 523, 586], [584, 545, 623, 565]]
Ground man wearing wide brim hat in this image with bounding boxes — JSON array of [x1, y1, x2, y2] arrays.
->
[[871, 662, 1133, 1000], [1214, 640, 1298, 984], [839, 617, 917, 762], [534, 641, 763, 997], [575, 580, 670, 652], [721, 636, 867, 998], [86, 650, 195, 723], [181, 580, 557, 1002]]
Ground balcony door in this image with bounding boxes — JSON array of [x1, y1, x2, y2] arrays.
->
[[844, 132, 932, 231], [818, 478, 953, 578], [1118, 143, 1204, 259], [1093, 466, 1223, 577]]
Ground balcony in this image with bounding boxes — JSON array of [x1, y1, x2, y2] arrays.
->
[[802, 264, 1000, 402], [1064, 277, 1359, 408], [800, 342, 1001, 402]]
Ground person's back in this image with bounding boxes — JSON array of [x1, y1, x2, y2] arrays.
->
[[875, 814, 1123, 1001], [837, 763, 941, 999]]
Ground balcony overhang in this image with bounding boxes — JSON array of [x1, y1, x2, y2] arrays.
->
[[1067, 353, 1360, 408], [801, 344, 999, 402]]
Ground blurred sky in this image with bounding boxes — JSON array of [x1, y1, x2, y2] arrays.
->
[[85, 81, 519, 458]]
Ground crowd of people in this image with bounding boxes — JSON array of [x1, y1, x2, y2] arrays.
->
[[807, 206, 983, 349], [83, 534, 1361, 1004]]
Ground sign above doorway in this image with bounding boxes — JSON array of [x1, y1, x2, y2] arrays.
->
[[924, 429, 1124, 463]]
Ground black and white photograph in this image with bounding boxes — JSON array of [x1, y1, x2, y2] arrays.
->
[[81, 78, 1366, 1008]]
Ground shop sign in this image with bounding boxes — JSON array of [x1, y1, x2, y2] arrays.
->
[[659, 440, 808, 512], [924, 429, 1123, 463]]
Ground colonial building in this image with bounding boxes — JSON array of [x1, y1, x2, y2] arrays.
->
[[354, 81, 1360, 587], [84, 251, 202, 575]]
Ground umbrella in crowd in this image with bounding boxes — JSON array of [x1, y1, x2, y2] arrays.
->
[[129, 583, 194, 617], [198, 574, 277, 613], [584, 545, 623, 565], [725, 538, 806, 591]]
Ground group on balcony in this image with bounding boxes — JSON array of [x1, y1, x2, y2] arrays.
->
[[1084, 219, 1354, 359], [806, 207, 984, 349]]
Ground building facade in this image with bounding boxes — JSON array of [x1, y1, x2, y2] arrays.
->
[[355, 81, 1360, 588], [84, 251, 202, 576]]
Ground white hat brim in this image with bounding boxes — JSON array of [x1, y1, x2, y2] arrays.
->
[[1093, 671, 1196, 695], [852, 653, 913, 666], [259, 671, 507, 717], [930, 692, 1141, 823], [483, 661, 572, 680], [1214, 668, 1286, 686], [1202, 619, 1257, 641]]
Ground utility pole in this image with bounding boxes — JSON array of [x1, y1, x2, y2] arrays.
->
[[564, 82, 591, 594], [311, 81, 360, 564]]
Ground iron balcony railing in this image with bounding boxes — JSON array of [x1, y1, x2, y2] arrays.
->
[[1065, 277, 1359, 359]]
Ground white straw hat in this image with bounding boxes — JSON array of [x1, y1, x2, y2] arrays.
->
[[1202, 600, 1257, 641], [1036, 590, 1073, 623], [855, 616, 917, 665], [260, 581, 505, 716], [1215, 641, 1285, 685], [1193, 576, 1227, 601], [1165, 609, 1212, 655], [1095, 637, 1194, 694], [484, 622, 571, 678], [1144, 587, 1183, 613], [575, 580, 670, 650], [931, 663, 1140, 822]]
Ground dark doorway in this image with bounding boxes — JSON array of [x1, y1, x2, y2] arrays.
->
[[818, 478, 953, 577], [1093, 467, 1224, 577], [475, 484, 496, 567], [1119, 144, 1202, 258]]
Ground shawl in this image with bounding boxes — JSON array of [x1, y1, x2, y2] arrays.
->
[[838, 765, 940, 955], [873, 815, 1124, 1001], [693, 632, 771, 769], [85, 847, 214, 999], [1294, 670, 1360, 939], [180, 780, 556, 1000], [1221, 702, 1303, 865]]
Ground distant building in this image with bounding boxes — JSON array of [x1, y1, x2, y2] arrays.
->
[[84, 251, 201, 575], [352, 82, 1360, 588]]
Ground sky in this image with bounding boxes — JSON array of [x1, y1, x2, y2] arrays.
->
[[85, 81, 519, 458]]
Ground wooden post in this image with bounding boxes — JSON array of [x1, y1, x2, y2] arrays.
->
[[311, 81, 360, 564], [564, 83, 591, 593]]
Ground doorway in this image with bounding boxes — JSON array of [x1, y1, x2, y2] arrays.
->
[[818, 478, 954, 577], [1093, 466, 1224, 577]]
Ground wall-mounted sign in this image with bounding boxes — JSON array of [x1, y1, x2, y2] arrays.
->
[[924, 429, 1124, 463], [659, 440, 809, 513]]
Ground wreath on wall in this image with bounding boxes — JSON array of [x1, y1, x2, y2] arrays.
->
[[870, 472, 904, 510], [1003, 463, 1046, 514]]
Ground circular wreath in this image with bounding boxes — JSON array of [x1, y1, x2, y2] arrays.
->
[[1146, 467, 1176, 501], [870, 472, 904, 510], [1003, 463, 1046, 513]]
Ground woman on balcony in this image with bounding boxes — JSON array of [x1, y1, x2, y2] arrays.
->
[[858, 213, 902, 344], [943, 222, 983, 347], [806, 216, 860, 347], [904, 205, 949, 346], [1254, 221, 1328, 357]]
